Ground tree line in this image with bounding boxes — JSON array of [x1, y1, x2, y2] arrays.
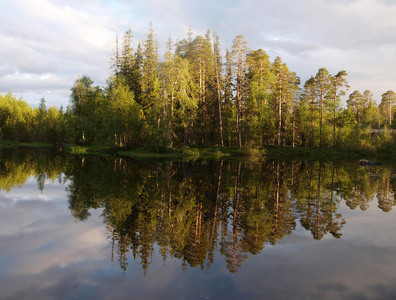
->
[[1, 24, 396, 151]]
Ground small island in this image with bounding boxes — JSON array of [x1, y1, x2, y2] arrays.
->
[[1, 27, 396, 159]]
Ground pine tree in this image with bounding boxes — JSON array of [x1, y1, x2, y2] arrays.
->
[[177, 32, 214, 145], [141, 22, 160, 113], [380, 90, 396, 126], [272, 57, 299, 147], [314, 68, 332, 147], [213, 31, 224, 146], [302, 77, 317, 147], [330, 71, 349, 147], [347, 90, 364, 123], [231, 35, 250, 148], [246, 49, 274, 147], [120, 29, 135, 83], [132, 42, 143, 105], [362, 90, 378, 127], [141, 23, 162, 147], [224, 49, 234, 146]]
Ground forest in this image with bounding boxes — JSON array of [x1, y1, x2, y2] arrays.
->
[[1, 25, 396, 152]]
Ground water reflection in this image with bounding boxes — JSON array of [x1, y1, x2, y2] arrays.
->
[[1, 148, 395, 275]]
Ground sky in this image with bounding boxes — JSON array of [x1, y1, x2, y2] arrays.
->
[[1, 0, 396, 108]]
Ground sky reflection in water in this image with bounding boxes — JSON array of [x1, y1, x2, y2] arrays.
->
[[1, 159, 396, 299]]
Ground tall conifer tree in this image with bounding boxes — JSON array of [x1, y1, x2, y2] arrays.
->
[[231, 35, 249, 148]]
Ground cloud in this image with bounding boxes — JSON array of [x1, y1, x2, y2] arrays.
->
[[264, 39, 320, 57], [1, 0, 396, 106], [376, 0, 396, 6], [0, 0, 116, 103]]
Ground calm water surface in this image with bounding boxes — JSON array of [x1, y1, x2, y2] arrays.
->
[[1, 148, 396, 299]]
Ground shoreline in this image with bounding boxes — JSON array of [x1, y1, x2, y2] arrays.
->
[[1, 141, 390, 161]]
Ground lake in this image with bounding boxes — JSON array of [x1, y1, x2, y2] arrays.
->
[[1, 147, 396, 299]]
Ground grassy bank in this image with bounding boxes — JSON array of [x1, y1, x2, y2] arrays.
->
[[118, 145, 370, 161], [118, 145, 181, 160], [0, 141, 387, 161], [0, 141, 54, 148], [64, 144, 111, 155], [118, 145, 247, 160]]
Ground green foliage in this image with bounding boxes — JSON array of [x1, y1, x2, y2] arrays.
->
[[0, 93, 34, 142], [380, 90, 396, 126], [2, 26, 396, 153], [104, 76, 143, 147]]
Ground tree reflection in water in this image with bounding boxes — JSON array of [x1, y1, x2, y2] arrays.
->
[[1, 148, 395, 274]]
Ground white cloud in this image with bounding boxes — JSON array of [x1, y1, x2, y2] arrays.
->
[[1, 0, 396, 106], [0, 0, 117, 103]]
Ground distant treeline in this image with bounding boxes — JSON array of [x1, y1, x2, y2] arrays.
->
[[1, 25, 396, 151]]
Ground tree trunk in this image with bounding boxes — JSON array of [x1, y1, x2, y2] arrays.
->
[[311, 97, 315, 147], [333, 91, 337, 148], [277, 89, 282, 148], [182, 128, 187, 157], [319, 88, 323, 148], [216, 65, 224, 147]]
